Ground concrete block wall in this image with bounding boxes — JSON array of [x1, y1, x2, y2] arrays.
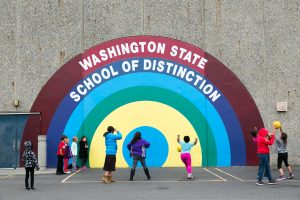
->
[[0, 0, 299, 165]]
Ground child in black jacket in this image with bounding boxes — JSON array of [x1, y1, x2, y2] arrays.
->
[[22, 141, 40, 190]]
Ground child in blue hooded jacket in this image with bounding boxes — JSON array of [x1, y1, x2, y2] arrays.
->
[[102, 126, 122, 183]]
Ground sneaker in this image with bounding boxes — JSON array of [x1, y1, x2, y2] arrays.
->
[[288, 173, 294, 179], [256, 181, 265, 186], [277, 176, 286, 181], [65, 171, 71, 174], [187, 174, 194, 179], [30, 187, 35, 190], [26, 187, 30, 190], [268, 179, 278, 185]]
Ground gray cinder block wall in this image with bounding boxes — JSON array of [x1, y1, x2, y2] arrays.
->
[[0, 0, 299, 165]]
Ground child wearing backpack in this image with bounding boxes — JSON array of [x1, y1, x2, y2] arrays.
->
[[177, 134, 198, 179], [22, 141, 40, 190], [64, 137, 72, 173]]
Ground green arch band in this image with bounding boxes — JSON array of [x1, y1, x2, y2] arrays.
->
[[75, 86, 218, 166]]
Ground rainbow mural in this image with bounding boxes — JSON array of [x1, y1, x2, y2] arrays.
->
[[21, 36, 264, 168]]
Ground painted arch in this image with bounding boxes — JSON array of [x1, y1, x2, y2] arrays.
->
[[21, 36, 264, 168]]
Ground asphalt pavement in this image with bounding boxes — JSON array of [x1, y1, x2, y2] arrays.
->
[[0, 167, 299, 200]]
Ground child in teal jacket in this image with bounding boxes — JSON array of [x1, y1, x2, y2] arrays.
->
[[102, 126, 122, 183]]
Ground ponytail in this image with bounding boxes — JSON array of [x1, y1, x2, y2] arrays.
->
[[281, 132, 288, 144], [103, 132, 109, 137], [103, 126, 115, 137]]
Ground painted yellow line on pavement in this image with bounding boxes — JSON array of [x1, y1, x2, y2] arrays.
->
[[203, 168, 227, 181], [61, 169, 83, 183], [215, 168, 245, 181]]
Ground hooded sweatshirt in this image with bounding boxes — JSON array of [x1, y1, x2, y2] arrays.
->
[[257, 128, 275, 154], [22, 141, 39, 168], [127, 139, 150, 157]]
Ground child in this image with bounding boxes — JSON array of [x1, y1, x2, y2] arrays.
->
[[22, 141, 40, 190], [71, 137, 78, 172], [256, 127, 278, 185], [177, 135, 198, 179], [127, 131, 151, 181], [250, 127, 258, 144], [64, 137, 72, 173], [276, 127, 294, 180], [79, 136, 89, 170], [56, 135, 66, 175], [251, 127, 268, 180], [102, 126, 122, 183]]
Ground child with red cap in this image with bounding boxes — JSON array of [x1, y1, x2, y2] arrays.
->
[[256, 127, 278, 185]]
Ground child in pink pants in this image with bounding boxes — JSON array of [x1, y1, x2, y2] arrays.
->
[[177, 135, 198, 179]]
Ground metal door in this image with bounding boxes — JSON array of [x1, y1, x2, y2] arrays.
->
[[0, 113, 40, 168]]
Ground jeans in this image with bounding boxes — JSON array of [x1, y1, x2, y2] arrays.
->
[[257, 154, 269, 178], [72, 155, 77, 171], [258, 154, 273, 181], [25, 167, 34, 188], [132, 155, 147, 170], [56, 155, 64, 174]]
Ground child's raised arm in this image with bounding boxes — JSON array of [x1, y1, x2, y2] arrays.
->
[[114, 130, 122, 140], [279, 127, 283, 134], [177, 135, 180, 143], [194, 138, 198, 145]]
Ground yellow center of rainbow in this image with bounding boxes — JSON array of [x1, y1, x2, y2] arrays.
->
[[89, 101, 202, 168]]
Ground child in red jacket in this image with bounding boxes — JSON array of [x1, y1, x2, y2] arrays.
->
[[56, 135, 67, 175], [251, 127, 267, 180], [256, 127, 278, 185]]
